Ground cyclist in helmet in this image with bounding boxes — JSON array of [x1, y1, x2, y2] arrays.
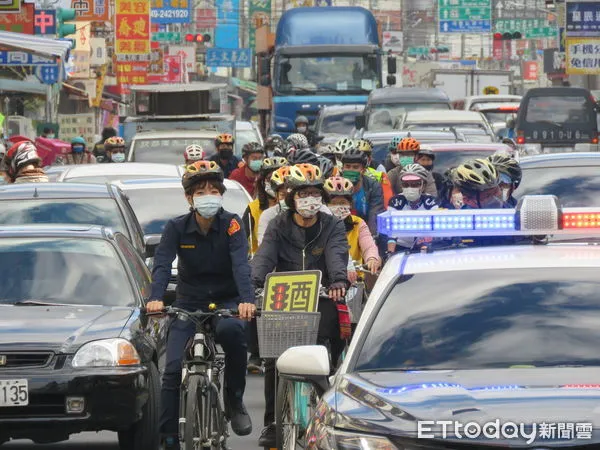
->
[[209, 133, 239, 178], [264, 135, 285, 157], [146, 160, 256, 450], [241, 156, 288, 373], [324, 176, 381, 275], [387, 163, 439, 253], [55, 136, 97, 165], [356, 138, 393, 208], [294, 115, 318, 147], [229, 142, 265, 197], [4, 141, 49, 183], [103, 136, 126, 163], [334, 137, 354, 170], [388, 137, 437, 197], [317, 155, 338, 178], [256, 165, 295, 245], [487, 153, 522, 207], [453, 158, 504, 209], [439, 167, 464, 209], [93, 127, 117, 161], [383, 136, 404, 171], [288, 147, 319, 165], [318, 143, 337, 165], [183, 144, 205, 164], [252, 163, 348, 449], [341, 147, 385, 235], [286, 133, 310, 151]]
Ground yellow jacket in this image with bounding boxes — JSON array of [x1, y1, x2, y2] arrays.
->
[[247, 199, 263, 254]]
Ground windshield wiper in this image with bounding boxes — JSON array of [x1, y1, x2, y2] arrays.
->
[[13, 300, 72, 307], [535, 120, 564, 128]]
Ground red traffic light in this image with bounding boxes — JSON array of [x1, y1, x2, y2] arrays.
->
[[493, 33, 503, 40], [184, 33, 211, 44], [185, 33, 194, 42]]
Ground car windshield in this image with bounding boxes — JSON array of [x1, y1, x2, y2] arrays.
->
[[65, 174, 179, 184], [517, 165, 600, 207], [124, 187, 250, 235], [524, 96, 594, 125], [235, 129, 261, 155], [132, 138, 217, 164], [368, 103, 450, 131], [0, 199, 128, 236], [406, 123, 487, 131], [483, 111, 517, 124], [319, 111, 362, 135], [355, 268, 600, 371], [0, 238, 134, 306], [433, 150, 496, 173], [276, 54, 380, 95]]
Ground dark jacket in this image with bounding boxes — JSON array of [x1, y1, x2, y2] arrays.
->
[[209, 153, 240, 179], [358, 175, 385, 236], [150, 210, 254, 307], [251, 211, 349, 289], [383, 154, 398, 173]]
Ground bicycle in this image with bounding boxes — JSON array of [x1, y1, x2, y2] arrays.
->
[[145, 304, 257, 450]]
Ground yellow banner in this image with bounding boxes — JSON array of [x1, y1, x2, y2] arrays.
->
[[90, 65, 107, 108], [263, 270, 322, 312], [566, 37, 600, 75]]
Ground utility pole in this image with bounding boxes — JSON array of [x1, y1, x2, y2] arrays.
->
[[433, 0, 440, 61], [460, 33, 466, 59]]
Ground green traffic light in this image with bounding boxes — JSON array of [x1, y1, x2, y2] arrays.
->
[[57, 7, 77, 38], [57, 7, 76, 21]]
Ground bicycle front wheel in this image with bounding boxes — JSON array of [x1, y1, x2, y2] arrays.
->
[[182, 374, 206, 450], [276, 378, 307, 450]]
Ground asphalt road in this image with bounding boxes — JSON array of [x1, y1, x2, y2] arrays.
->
[[4, 373, 267, 450]]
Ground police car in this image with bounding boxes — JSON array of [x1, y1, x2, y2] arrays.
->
[[276, 196, 600, 448]]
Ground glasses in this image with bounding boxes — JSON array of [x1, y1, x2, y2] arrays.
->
[[297, 190, 322, 199]]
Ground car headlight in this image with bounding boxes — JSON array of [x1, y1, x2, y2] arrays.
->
[[313, 425, 397, 449], [72, 338, 141, 368]]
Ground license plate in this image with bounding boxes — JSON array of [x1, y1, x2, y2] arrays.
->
[[0, 379, 28, 407]]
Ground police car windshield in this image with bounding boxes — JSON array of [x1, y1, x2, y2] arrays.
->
[[124, 187, 250, 235], [0, 238, 134, 306], [0, 199, 129, 237], [355, 268, 600, 371], [517, 165, 600, 207]]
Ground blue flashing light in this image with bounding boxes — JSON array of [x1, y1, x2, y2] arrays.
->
[[474, 214, 516, 230]]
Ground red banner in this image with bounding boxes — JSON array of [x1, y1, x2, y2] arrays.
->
[[195, 8, 216, 29], [523, 61, 538, 80], [147, 55, 182, 84], [115, 0, 150, 55], [116, 61, 149, 86], [0, 3, 34, 34]]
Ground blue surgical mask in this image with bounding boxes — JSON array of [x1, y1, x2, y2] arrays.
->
[[111, 153, 125, 163], [72, 145, 84, 153], [249, 160, 263, 172], [399, 156, 414, 167], [193, 194, 223, 218], [47, 134, 55, 139]]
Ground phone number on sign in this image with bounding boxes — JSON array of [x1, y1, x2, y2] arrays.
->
[[150, 9, 190, 18]]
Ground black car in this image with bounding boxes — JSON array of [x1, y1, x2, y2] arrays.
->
[[0, 225, 159, 449], [0, 183, 146, 256]]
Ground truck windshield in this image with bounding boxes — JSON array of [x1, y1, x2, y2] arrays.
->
[[276, 54, 379, 95]]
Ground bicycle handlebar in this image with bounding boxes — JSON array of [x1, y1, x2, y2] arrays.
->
[[141, 306, 262, 320]]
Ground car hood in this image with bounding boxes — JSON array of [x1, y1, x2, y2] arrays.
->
[[331, 369, 600, 443], [0, 305, 134, 353]]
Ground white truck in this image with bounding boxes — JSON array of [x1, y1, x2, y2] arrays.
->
[[423, 69, 514, 102]]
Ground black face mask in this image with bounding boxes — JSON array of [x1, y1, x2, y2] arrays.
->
[[219, 149, 233, 160], [421, 164, 433, 171]]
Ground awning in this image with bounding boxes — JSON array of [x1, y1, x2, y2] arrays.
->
[[0, 31, 72, 60], [0, 79, 46, 95]]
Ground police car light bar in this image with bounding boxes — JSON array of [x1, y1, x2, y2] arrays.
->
[[378, 195, 600, 237]]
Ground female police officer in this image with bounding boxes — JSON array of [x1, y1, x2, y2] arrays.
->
[[146, 160, 256, 450]]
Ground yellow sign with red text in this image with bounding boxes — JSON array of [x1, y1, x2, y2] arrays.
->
[[115, 0, 150, 55]]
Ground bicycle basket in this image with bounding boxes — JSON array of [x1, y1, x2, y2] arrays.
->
[[256, 311, 321, 359]]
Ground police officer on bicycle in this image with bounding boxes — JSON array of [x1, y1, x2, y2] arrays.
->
[[146, 161, 256, 450]]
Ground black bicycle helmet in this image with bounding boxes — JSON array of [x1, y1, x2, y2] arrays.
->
[[454, 158, 499, 192], [181, 160, 224, 191], [416, 147, 436, 160], [487, 153, 522, 187], [242, 142, 264, 157], [316, 155, 335, 178], [287, 133, 309, 150], [341, 147, 369, 166], [289, 148, 319, 165]]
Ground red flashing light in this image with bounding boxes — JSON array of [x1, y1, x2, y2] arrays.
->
[[516, 136, 526, 144], [493, 33, 503, 40], [562, 213, 600, 229], [497, 106, 519, 111], [185, 33, 194, 42]]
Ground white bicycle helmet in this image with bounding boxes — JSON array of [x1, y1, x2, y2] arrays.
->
[[400, 163, 429, 182], [184, 144, 205, 162], [287, 133, 309, 150], [334, 138, 355, 156]]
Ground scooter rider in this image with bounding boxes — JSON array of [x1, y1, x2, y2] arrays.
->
[[55, 136, 97, 165]]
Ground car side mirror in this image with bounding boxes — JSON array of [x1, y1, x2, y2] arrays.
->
[[355, 115, 366, 130], [258, 55, 271, 87], [276, 345, 330, 395], [144, 234, 162, 258]]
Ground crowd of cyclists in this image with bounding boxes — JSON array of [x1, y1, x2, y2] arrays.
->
[[0, 122, 524, 450]]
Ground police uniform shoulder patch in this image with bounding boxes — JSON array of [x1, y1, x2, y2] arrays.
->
[[228, 218, 241, 236]]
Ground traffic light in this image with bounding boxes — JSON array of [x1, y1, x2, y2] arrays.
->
[[430, 46, 449, 54], [494, 31, 522, 40], [185, 33, 212, 44], [56, 8, 76, 38]]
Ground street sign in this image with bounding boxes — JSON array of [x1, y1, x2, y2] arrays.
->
[[37, 65, 59, 84], [206, 48, 252, 68], [566, 1, 600, 37], [566, 37, 600, 74], [439, 0, 491, 33], [0, 52, 54, 65], [151, 31, 181, 43], [34, 9, 56, 35], [407, 46, 430, 56], [483, 86, 499, 94], [495, 19, 557, 38], [150, 0, 192, 24], [528, 27, 558, 38]]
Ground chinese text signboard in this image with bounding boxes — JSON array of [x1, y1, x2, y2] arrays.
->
[[58, 113, 95, 144], [116, 61, 149, 85], [196, 8, 216, 29], [115, 0, 151, 55], [75, 21, 92, 51], [148, 55, 183, 83], [249, 0, 271, 50], [566, 1, 600, 37], [150, 0, 192, 24], [566, 37, 600, 74], [0, 52, 54, 65], [523, 61, 538, 80], [149, 48, 164, 74], [263, 271, 321, 312], [34, 10, 56, 35], [0, 0, 20, 12], [206, 48, 252, 68], [0, 3, 34, 34], [71, 0, 109, 21]]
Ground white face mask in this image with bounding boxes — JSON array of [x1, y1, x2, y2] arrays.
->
[[390, 154, 401, 166], [329, 204, 352, 220], [295, 196, 322, 218], [501, 188, 510, 202], [403, 187, 421, 202], [451, 192, 464, 209], [297, 126, 307, 133], [279, 199, 289, 210]]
